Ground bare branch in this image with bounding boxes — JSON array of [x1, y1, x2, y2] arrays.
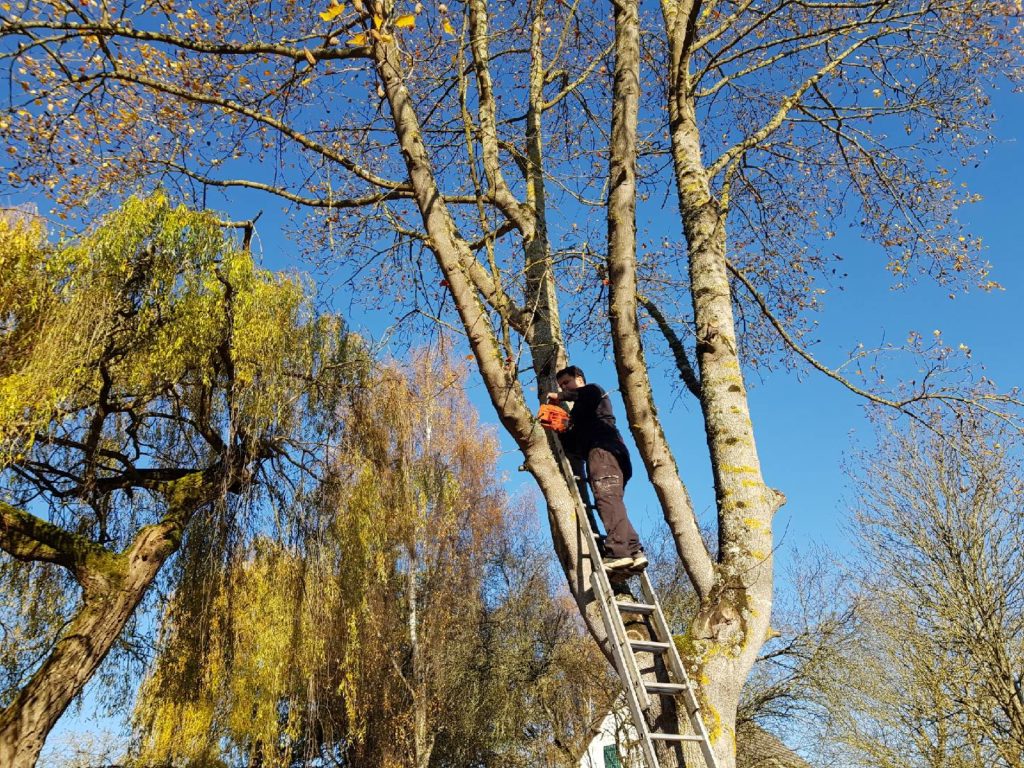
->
[[637, 293, 701, 400]]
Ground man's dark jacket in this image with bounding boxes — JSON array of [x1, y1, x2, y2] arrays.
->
[[558, 383, 632, 481]]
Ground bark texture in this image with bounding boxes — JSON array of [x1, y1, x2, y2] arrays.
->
[[370, 3, 784, 764], [660, 2, 783, 764], [0, 472, 220, 767]]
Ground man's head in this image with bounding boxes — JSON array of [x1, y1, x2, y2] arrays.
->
[[556, 365, 586, 393]]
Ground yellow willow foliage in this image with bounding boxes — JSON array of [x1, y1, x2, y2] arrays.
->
[[0, 191, 335, 464], [136, 540, 325, 766], [132, 351, 515, 767]]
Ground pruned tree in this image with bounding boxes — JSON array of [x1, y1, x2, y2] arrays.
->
[[0, 193, 349, 767], [2, 0, 1021, 764]]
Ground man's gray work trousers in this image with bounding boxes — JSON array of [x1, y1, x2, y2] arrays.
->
[[587, 447, 640, 559]]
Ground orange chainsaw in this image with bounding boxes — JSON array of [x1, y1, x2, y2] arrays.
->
[[537, 403, 569, 432]]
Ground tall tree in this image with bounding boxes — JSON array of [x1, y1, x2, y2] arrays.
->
[[131, 352, 616, 767], [0, 193, 348, 767], [2, 1, 1020, 764], [723, 416, 1024, 768]]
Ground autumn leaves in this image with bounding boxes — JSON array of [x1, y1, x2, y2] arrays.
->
[[316, 1, 457, 49]]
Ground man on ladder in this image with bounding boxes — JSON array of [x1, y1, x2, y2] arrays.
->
[[542, 366, 721, 768], [546, 365, 648, 574]]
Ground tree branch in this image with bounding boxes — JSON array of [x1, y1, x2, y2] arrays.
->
[[81, 68, 408, 191], [0, 502, 100, 572], [637, 293, 701, 399], [467, 0, 532, 233], [0, 20, 370, 63], [709, 27, 881, 181]]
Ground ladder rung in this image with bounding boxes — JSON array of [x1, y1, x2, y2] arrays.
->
[[650, 732, 706, 743], [615, 601, 655, 615], [645, 682, 690, 696], [629, 639, 671, 653]]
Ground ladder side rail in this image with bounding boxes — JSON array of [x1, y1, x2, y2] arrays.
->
[[638, 572, 723, 768], [637, 571, 689, 683], [593, 570, 652, 713], [593, 573, 661, 768], [551, 437, 710, 768], [548, 441, 652, 713], [562, 447, 652, 712]]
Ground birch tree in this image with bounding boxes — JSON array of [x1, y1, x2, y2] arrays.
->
[[1, 0, 1021, 765]]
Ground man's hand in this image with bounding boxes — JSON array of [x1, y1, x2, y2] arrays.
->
[[546, 392, 561, 404]]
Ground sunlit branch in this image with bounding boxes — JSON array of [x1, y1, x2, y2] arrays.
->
[[454, 36, 514, 356], [468, 220, 517, 253], [802, 101, 933, 243], [695, 14, 893, 99], [710, 24, 883, 183], [691, 0, 775, 57], [0, 502, 94, 571], [79, 67, 408, 191], [467, 0, 531, 232], [0, 20, 370, 63], [541, 40, 615, 111], [726, 259, 1024, 427], [162, 161, 415, 207]]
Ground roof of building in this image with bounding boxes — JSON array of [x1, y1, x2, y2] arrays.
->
[[737, 722, 813, 768]]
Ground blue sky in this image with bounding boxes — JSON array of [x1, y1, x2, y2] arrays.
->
[[25, 30, 1024, 767]]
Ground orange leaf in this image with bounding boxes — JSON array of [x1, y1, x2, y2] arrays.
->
[[347, 32, 368, 45], [394, 13, 416, 29]]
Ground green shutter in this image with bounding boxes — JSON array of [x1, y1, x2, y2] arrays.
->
[[602, 744, 623, 768]]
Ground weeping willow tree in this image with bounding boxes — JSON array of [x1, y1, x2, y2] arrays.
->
[[0, 193, 351, 768], [131, 351, 616, 768]]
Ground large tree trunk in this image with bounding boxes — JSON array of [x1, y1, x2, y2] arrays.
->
[[604, 1, 783, 764], [0, 471, 220, 767], [374, 3, 779, 764], [661, 5, 781, 764], [373, 25, 610, 649], [0, 520, 182, 767]]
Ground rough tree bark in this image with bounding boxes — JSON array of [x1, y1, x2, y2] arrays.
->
[[604, 1, 781, 763], [0, 470, 227, 767], [373, 12, 611, 650], [376, 1, 780, 764]]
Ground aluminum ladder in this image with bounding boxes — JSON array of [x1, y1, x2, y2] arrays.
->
[[575, 495, 721, 768]]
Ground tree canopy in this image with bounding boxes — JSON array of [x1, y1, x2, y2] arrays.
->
[[132, 352, 615, 767], [2, 0, 1021, 765]]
